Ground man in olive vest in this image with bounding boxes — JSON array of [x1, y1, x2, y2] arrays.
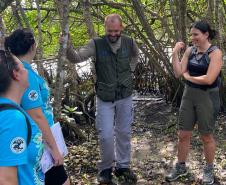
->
[[65, 14, 139, 184]]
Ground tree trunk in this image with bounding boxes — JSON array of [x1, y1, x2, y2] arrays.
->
[[215, 0, 226, 110], [169, 0, 180, 40], [130, 0, 174, 77], [0, 16, 6, 50], [176, 0, 187, 44], [11, 3, 23, 28], [82, 0, 97, 80], [205, 0, 215, 25], [53, 0, 70, 121], [215, 0, 224, 50], [35, 0, 45, 77], [82, 0, 97, 38], [16, 0, 30, 28], [169, 0, 187, 43]]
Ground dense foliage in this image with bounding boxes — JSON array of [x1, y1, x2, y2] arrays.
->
[[0, 0, 226, 117]]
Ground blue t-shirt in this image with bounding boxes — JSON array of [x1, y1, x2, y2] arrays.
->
[[0, 98, 44, 185], [21, 62, 54, 127]]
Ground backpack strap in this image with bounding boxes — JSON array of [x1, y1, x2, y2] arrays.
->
[[189, 45, 218, 59], [0, 104, 31, 145], [203, 45, 218, 64], [206, 45, 218, 54], [188, 46, 197, 60]]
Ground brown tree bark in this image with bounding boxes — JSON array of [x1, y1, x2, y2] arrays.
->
[[16, 0, 30, 28], [82, 0, 97, 79], [215, 0, 226, 110], [176, 0, 187, 44], [169, 0, 187, 43], [169, 0, 180, 40], [82, 0, 97, 38], [0, 16, 6, 50], [53, 0, 71, 121], [215, 0, 224, 50], [130, 0, 174, 77], [11, 3, 23, 28], [35, 0, 45, 77], [205, 0, 215, 25]]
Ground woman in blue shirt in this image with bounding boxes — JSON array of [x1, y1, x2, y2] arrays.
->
[[5, 29, 70, 185], [0, 50, 44, 185]]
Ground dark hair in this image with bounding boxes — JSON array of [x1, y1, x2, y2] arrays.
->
[[0, 50, 19, 93], [191, 20, 217, 40], [4, 28, 35, 56]]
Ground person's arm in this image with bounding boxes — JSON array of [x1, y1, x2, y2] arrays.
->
[[26, 108, 64, 165], [0, 112, 27, 185], [66, 39, 96, 63], [0, 167, 18, 185], [172, 42, 192, 78], [183, 49, 223, 85], [21, 69, 63, 166], [130, 39, 139, 72]]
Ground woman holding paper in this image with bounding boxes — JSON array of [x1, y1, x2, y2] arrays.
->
[[5, 28, 70, 185], [0, 50, 44, 185]]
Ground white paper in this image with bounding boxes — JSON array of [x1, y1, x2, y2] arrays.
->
[[41, 122, 68, 173]]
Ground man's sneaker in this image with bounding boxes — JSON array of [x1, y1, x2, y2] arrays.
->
[[203, 165, 214, 185], [97, 168, 112, 184], [114, 168, 137, 183], [165, 163, 188, 182]]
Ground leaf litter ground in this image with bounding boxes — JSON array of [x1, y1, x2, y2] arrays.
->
[[64, 96, 226, 185]]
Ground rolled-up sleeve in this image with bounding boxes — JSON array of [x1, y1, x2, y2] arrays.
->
[[66, 39, 96, 63]]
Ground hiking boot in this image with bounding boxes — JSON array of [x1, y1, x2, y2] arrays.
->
[[203, 165, 214, 185], [97, 168, 112, 184], [114, 168, 137, 183], [165, 163, 188, 182]]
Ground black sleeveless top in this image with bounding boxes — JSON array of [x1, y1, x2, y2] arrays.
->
[[186, 45, 219, 90]]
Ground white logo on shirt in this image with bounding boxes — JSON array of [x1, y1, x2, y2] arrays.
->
[[10, 137, 26, 154], [28, 90, 38, 101]]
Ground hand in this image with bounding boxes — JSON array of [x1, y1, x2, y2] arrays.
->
[[173, 42, 185, 53], [51, 149, 64, 166], [183, 71, 190, 80]]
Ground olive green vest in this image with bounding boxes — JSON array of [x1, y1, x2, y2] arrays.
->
[[94, 35, 133, 102]]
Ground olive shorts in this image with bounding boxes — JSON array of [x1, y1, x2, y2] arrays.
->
[[178, 85, 220, 134]]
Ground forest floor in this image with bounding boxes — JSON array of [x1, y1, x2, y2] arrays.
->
[[64, 94, 226, 185]]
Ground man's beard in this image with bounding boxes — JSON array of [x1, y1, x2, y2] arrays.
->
[[107, 35, 121, 43]]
